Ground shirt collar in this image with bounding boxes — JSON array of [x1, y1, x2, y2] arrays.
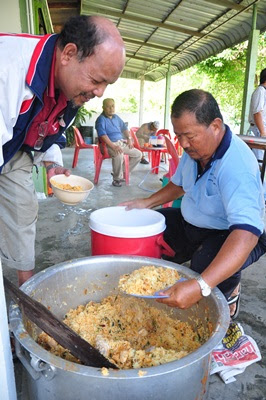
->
[[47, 48, 57, 98], [47, 48, 67, 104]]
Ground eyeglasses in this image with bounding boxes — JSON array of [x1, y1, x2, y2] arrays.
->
[[34, 119, 61, 150]]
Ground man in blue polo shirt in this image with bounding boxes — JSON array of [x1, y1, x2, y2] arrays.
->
[[121, 89, 266, 319], [95, 98, 142, 187]]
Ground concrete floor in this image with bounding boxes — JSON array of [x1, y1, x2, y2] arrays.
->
[[4, 147, 266, 400]]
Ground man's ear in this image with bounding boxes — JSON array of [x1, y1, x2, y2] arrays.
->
[[211, 118, 223, 136], [60, 43, 78, 65]]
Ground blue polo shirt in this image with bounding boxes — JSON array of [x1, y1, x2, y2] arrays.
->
[[171, 125, 265, 236], [95, 113, 127, 142]]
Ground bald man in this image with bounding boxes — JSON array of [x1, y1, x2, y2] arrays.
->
[[0, 15, 125, 285], [95, 98, 142, 187]]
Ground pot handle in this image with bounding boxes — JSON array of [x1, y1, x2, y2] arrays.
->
[[15, 339, 41, 380], [15, 339, 56, 381], [157, 235, 175, 257]]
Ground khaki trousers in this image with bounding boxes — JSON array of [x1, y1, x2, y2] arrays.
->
[[106, 140, 142, 180], [0, 151, 38, 271]]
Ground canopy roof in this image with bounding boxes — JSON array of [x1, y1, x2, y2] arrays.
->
[[48, 0, 266, 81]]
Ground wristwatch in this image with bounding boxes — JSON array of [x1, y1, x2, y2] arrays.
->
[[45, 163, 61, 172], [195, 275, 212, 297]]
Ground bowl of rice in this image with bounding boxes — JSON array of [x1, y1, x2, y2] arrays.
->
[[50, 174, 94, 205]]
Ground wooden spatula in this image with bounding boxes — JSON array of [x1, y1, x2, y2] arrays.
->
[[4, 276, 117, 369]]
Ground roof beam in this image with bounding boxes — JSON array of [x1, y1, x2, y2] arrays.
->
[[203, 0, 246, 11], [81, 3, 204, 37], [126, 54, 165, 65], [48, 1, 80, 10], [123, 37, 181, 55]]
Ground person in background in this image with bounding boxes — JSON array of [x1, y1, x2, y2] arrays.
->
[[0, 15, 125, 286], [121, 89, 266, 319], [136, 121, 160, 164], [95, 98, 142, 187], [247, 68, 266, 161]]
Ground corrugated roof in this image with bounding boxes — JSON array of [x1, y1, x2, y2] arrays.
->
[[48, 0, 266, 81]]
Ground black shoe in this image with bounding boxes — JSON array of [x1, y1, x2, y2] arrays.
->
[[140, 158, 149, 165]]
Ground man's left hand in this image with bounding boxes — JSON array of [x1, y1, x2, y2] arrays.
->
[[156, 278, 203, 309]]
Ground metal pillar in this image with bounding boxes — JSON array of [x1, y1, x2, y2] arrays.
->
[[139, 76, 145, 126], [164, 62, 171, 129], [240, 4, 260, 135], [0, 260, 17, 400]]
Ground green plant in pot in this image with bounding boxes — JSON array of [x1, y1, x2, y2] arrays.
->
[[66, 106, 96, 146]]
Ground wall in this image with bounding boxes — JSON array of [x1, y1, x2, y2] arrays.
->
[[0, 0, 22, 32]]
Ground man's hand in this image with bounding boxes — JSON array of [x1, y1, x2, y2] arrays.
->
[[119, 198, 149, 210], [112, 144, 123, 154], [156, 279, 203, 309], [45, 163, 71, 186]]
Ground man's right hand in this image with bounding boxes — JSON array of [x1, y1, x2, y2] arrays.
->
[[119, 198, 149, 210], [112, 144, 123, 154]]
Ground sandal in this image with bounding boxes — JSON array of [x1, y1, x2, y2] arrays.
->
[[227, 283, 241, 320], [112, 180, 122, 187]]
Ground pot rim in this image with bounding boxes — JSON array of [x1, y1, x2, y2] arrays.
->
[[9, 255, 230, 379]]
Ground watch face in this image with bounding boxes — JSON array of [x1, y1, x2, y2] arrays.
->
[[202, 286, 211, 296]]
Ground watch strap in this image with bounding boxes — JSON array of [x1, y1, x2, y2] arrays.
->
[[45, 163, 61, 172], [196, 275, 211, 297]]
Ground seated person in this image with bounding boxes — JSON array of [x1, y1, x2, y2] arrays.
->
[[121, 89, 266, 319], [95, 98, 142, 187], [136, 121, 160, 164]]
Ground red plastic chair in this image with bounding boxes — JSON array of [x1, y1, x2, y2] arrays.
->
[[156, 129, 172, 163], [156, 129, 171, 138], [164, 136, 179, 177], [163, 136, 180, 208], [130, 127, 152, 161], [94, 138, 129, 185], [72, 126, 97, 168]]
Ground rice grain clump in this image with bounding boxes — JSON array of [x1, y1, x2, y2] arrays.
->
[[51, 181, 83, 191], [38, 295, 210, 369], [118, 266, 180, 295]]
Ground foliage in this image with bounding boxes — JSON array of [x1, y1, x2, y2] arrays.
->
[[119, 94, 138, 113], [169, 32, 266, 129], [66, 106, 96, 146]]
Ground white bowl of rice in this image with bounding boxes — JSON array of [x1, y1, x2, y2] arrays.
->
[[50, 174, 94, 205]]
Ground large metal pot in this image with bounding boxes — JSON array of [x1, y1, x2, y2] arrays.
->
[[9, 256, 230, 400]]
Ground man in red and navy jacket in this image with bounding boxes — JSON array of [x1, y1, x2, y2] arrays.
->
[[0, 15, 125, 285]]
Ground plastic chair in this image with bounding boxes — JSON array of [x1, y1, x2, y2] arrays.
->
[[163, 136, 180, 208], [72, 126, 97, 168], [156, 129, 171, 138], [94, 138, 129, 185], [164, 136, 179, 177], [156, 129, 172, 163], [130, 127, 152, 161]]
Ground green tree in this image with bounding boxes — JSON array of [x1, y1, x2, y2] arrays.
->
[[169, 32, 265, 128]]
